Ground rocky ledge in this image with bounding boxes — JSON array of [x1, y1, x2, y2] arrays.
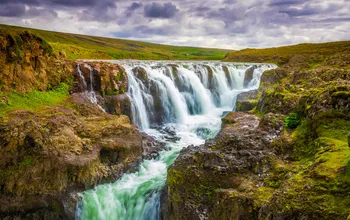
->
[[0, 96, 164, 219], [166, 112, 284, 219], [166, 111, 350, 219]]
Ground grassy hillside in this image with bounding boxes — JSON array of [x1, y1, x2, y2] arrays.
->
[[0, 24, 230, 60], [224, 41, 350, 66]]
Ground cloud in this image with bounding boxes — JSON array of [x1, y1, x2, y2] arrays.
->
[[51, 0, 97, 7], [144, 2, 179, 18], [0, 0, 40, 6], [78, 0, 118, 22], [0, 0, 348, 49], [0, 3, 25, 17]]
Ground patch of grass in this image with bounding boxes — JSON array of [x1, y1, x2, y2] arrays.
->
[[0, 83, 70, 116], [0, 24, 230, 60]]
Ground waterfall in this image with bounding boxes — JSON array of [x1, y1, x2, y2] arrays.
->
[[77, 63, 98, 104], [77, 61, 276, 220], [118, 61, 275, 128]]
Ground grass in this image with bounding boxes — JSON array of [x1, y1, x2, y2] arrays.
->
[[0, 83, 70, 116], [0, 24, 230, 60], [224, 41, 350, 66]]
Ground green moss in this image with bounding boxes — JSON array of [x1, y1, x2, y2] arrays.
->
[[104, 90, 118, 96], [0, 83, 70, 116], [167, 168, 184, 186], [19, 156, 34, 167], [331, 91, 350, 99], [284, 113, 301, 129]]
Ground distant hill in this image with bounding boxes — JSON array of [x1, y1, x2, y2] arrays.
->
[[0, 24, 230, 60], [224, 41, 350, 66]]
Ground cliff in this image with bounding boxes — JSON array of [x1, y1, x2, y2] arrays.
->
[[166, 42, 350, 219]]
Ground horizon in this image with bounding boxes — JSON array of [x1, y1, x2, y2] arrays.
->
[[0, 0, 349, 50]]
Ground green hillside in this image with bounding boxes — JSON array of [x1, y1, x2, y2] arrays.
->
[[224, 41, 350, 66], [0, 24, 230, 60]]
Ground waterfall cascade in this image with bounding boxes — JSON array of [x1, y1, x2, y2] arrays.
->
[[77, 63, 98, 104], [122, 61, 275, 130], [77, 61, 276, 220]]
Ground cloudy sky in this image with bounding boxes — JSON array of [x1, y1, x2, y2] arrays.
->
[[0, 0, 349, 49]]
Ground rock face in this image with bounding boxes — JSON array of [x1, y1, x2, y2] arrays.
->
[[167, 111, 350, 219], [0, 30, 74, 93], [244, 65, 257, 87], [72, 61, 132, 118], [236, 90, 259, 112], [0, 97, 164, 219], [167, 112, 284, 219]]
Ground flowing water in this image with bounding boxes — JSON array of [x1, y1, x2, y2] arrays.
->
[[76, 61, 276, 220], [77, 63, 98, 104]]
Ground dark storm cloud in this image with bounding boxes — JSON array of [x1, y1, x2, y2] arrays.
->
[[0, 3, 25, 17], [79, 0, 118, 22], [51, 0, 96, 7], [268, 0, 304, 7], [124, 2, 142, 17], [129, 2, 142, 11], [0, 0, 40, 5], [144, 2, 179, 18]]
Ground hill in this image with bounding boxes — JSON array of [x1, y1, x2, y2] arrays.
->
[[224, 41, 350, 66], [0, 24, 230, 60]]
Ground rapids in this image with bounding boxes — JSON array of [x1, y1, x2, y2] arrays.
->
[[76, 61, 276, 220]]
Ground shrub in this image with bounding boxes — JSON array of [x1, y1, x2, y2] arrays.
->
[[284, 113, 301, 129]]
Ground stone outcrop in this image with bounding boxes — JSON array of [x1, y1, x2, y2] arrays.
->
[[72, 61, 132, 118], [0, 97, 164, 219], [0, 30, 74, 93], [166, 111, 350, 219], [243, 65, 257, 87], [166, 112, 285, 219], [235, 90, 259, 112]]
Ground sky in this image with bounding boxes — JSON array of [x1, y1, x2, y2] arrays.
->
[[0, 0, 349, 49]]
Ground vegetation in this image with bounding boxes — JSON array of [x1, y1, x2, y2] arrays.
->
[[0, 83, 70, 116], [224, 41, 350, 66], [284, 113, 301, 129], [0, 24, 229, 60]]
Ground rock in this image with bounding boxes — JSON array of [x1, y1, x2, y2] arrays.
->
[[236, 100, 257, 112], [73, 61, 128, 96], [237, 90, 259, 101], [244, 65, 257, 87], [102, 94, 132, 117], [0, 103, 163, 218], [0, 31, 73, 93], [166, 112, 284, 219], [141, 133, 166, 160], [236, 89, 259, 112], [59, 51, 66, 59]]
